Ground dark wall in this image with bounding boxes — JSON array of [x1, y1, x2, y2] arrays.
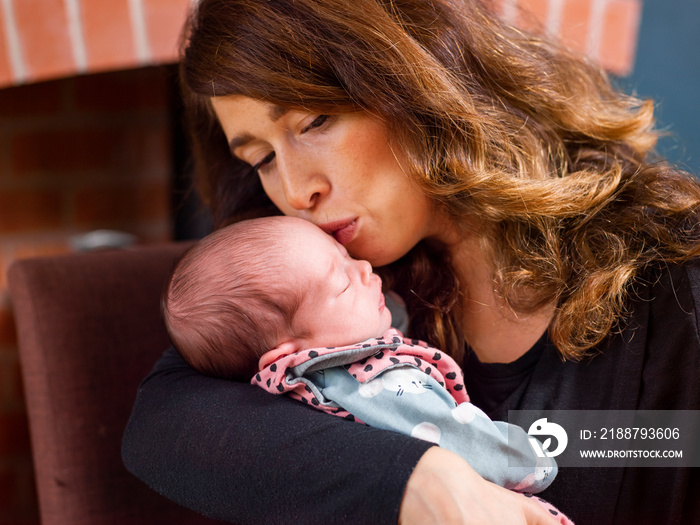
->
[[623, 0, 700, 174]]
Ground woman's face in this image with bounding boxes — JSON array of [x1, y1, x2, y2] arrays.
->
[[211, 95, 442, 266]]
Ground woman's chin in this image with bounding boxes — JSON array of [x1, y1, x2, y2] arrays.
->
[[349, 243, 401, 267]]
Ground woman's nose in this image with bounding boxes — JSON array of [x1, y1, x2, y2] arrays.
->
[[278, 156, 331, 211]]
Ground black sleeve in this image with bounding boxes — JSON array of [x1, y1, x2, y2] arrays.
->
[[122, 346, 433, 525]]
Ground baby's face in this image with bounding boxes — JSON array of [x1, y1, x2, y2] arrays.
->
[[283, 219, 393, 348]]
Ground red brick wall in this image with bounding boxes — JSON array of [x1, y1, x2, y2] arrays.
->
[[491, 0, 641, 75], [0, 65, 173, 525], [0, 0, 191, 87], [0, 0, 641, 89]]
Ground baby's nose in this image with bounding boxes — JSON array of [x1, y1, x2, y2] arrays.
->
[[358, 260, 373, 283]]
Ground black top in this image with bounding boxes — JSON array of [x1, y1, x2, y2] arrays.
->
[[122, 262, 700, 525], [463, 333, 547, 415]]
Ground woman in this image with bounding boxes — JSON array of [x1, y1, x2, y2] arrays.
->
[[122, 0, 700, 523]]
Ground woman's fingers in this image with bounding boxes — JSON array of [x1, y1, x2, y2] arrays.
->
[[399, 447, 565, 525]]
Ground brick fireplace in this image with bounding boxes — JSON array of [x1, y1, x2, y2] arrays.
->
[[0, 65, 184, 524], [0, 0, 641, 523]]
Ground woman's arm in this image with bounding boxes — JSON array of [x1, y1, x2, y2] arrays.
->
[[122, 346, 433, 524]]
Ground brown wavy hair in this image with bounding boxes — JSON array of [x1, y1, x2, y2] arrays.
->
[[179, 0, 700, 361]]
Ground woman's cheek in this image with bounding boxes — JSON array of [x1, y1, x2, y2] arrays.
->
[[259, 178, 291, 215]]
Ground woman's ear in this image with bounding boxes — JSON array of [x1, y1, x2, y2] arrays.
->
[[258, 341, 302, 371]]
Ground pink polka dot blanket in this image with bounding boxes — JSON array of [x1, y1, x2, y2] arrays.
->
[[252, 328, 469, 419]]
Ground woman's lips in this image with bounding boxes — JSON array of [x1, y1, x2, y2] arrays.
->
[[378, 292, 385, 312], [320, 218, 358, 245]]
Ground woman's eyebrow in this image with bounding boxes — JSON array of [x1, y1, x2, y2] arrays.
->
[[268, 104, 289, 122], [228, 105, 290, 153], [229, 134, 253, 152]]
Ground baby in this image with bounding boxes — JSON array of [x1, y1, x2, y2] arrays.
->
[[163, 216, 572, 523]]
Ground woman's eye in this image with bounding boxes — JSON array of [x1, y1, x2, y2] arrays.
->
[[253, 151, 276, 173], [302, 115, 329, 133]]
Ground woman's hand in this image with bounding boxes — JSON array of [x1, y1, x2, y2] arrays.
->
[[399, 447, 561, 525]]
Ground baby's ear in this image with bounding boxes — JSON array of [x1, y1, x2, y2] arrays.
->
[[258, 341, 301, 371]]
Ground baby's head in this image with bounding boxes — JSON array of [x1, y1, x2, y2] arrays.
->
[[163, 216, 303, 380], [163, 216, 392, 380]]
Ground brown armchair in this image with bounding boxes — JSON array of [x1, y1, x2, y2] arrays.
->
[[8, 242, 222, 525]]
